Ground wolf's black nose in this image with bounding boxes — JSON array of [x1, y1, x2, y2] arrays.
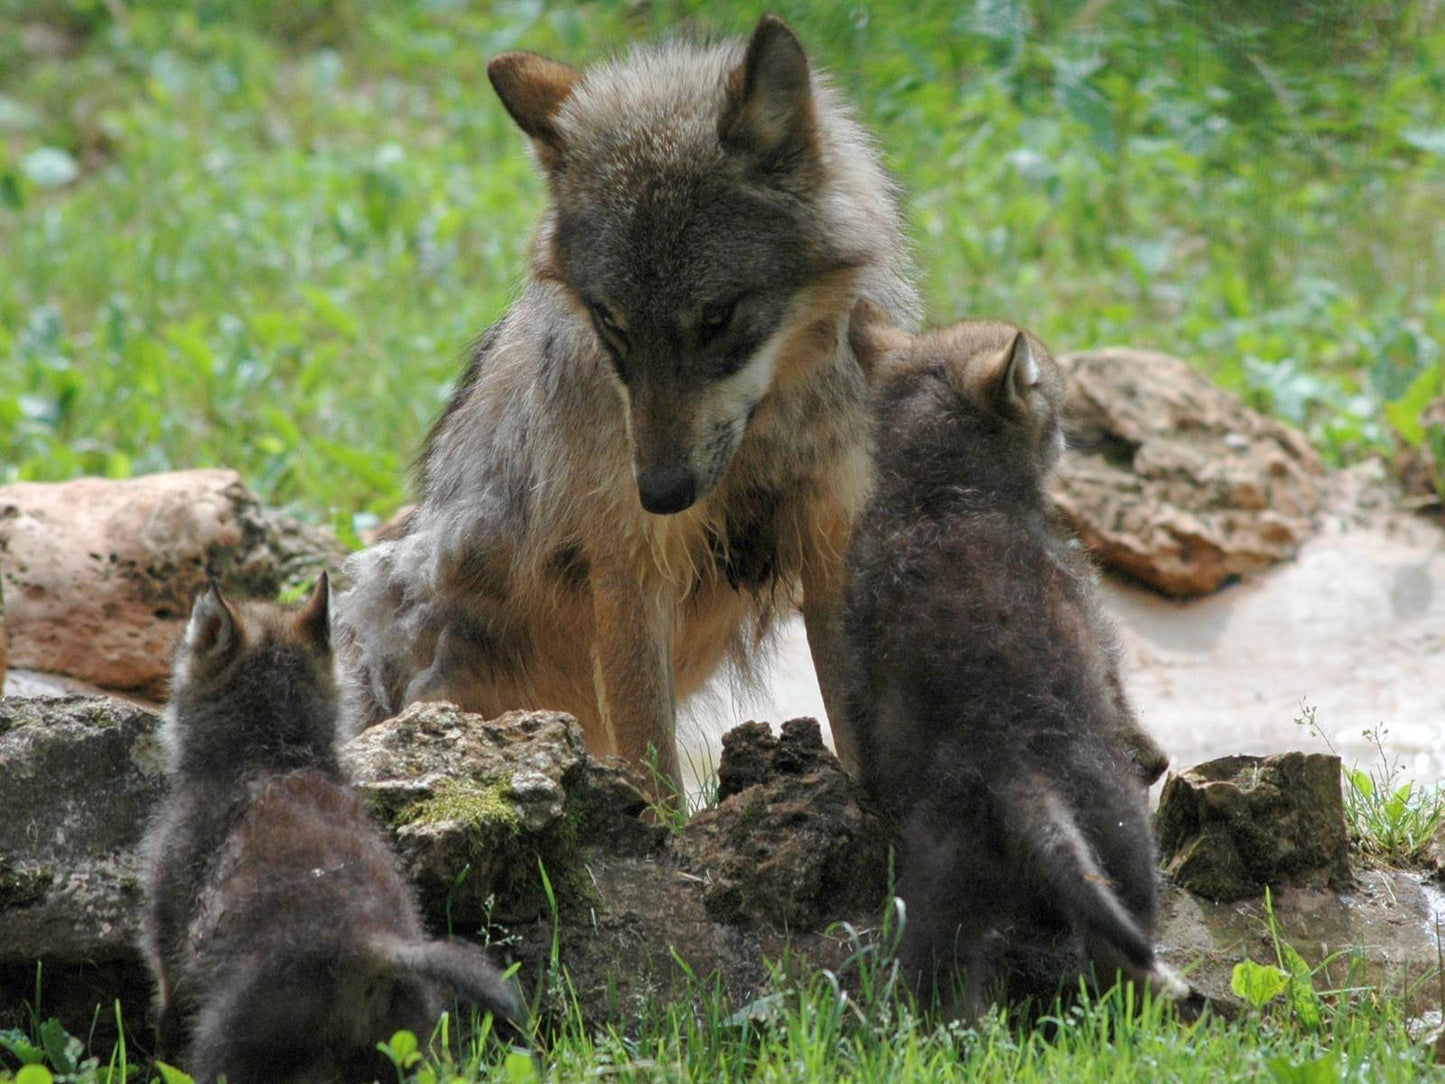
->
[[637, 467, 697, 515]]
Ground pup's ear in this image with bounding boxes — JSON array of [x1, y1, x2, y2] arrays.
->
[[186, 582, 238, 664], [974, 331, 1042, 418], [848, 299, 912, 383], [294, 571, 331, 653], [719, 15, 817, 176], [488, 51, 581, 172]]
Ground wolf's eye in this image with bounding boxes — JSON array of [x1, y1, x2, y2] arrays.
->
[[700, 297, 738, 338], [589, 301, 623, 335]]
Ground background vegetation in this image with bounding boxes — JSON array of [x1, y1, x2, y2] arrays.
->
[[2, 0, 1442, 539], [3, 2, 1444, 1080]]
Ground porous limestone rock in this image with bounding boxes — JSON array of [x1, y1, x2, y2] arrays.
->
[[0, 470, 345, 697], [1155, 751, 1351, 902], [1052, 348, 1324, 596]]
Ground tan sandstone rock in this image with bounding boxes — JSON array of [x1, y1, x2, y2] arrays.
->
[[1052, 348, 1324, 597], [0, 470, 345, 698]]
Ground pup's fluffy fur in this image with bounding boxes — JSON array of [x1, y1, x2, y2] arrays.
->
[[841, 306, 1182, 1015], [140, 576, 522, 1083], [337, 16, 919, 782]]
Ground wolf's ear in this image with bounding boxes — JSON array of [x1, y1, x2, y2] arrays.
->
[[848, 299, 912, 384], [186, 582, 238, 664], [720, 15, 817, 175], [488, 51, 581, 171], [294, 571, 331, 653], [976, 331, 1042, 418]]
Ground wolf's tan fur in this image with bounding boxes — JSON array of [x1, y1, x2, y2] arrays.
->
[[337, 18, 918, 784]]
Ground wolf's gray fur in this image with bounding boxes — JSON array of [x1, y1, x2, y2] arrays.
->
[[841, 308, 1183, 1016], [336, 16, 919, 783], [140, 576, 522, 1083]]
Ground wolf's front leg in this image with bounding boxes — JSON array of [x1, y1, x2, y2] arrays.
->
[[591, 570, 680, 796], [800, 494, 862, 775]]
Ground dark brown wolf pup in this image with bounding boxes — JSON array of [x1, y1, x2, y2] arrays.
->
[[842, 306, 1184, 1016], [140, 575, 523, 1083]]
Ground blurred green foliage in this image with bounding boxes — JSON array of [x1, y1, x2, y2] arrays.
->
[[1, 0, 1442, 526]]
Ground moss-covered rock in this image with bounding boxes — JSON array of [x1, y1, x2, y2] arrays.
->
[[343, 702, 664, 927]]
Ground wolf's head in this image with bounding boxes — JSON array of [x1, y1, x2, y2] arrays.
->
[[849, 302, 1068, 496], [489, 16, 865, 514], [166, 574, 339, 779]]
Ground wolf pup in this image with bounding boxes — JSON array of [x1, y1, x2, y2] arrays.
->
[[140, 575, 523, 1084], [336, 15, 919, 785], [841, 305, 1184, 1017]]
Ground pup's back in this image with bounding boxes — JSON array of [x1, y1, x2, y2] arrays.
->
[[842, 307, 1181, 1014], [141, 577, 521, 1083]]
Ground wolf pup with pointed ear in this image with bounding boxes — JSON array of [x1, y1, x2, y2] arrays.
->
[[140, 575, 523, 1084], [336, 14, 920, 788], [840, 303, 1183, 1017]]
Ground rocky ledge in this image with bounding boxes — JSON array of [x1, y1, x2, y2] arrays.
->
[[3, 695, 1443, 1049]]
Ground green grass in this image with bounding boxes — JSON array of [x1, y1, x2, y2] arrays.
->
[[3, 967, 1442, 1083], [3, 3, 1444, 1079], [2, 0, 1443, 532], [1299, 702, 1445, 866]]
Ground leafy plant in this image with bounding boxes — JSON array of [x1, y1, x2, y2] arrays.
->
[[1298, 701, 1445, 865]]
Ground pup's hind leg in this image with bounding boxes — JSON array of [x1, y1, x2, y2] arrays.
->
[[896, 804, 1011, 1020]]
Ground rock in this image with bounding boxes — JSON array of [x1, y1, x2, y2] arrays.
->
[[1421, 821, 1445, 883], [343, 701, 667, 927], [1155, 752, 1351, 902], [0, 573, 7, 690], [1051, 348, 1325, 597], [0, 470, 347, 697], [344, 709, 888, 1026], [0, 696, 167, 1032], [677, 718, 890, 929], [4, 693, 1441, 1041], [360, 504, 415, 546], [3, 667, 159, 705], [1396, 393, 1445, 516]]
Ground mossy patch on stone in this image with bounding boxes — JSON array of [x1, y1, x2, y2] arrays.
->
[[0, 855, 53, 909], [396, 777, 523, 835]]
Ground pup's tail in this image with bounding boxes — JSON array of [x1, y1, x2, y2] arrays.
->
[[385, 938, 528, 1034], [1004, 782, 1188, 1000]]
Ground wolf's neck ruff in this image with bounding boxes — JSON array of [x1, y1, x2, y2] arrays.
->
[[336, 16, 918, 785]]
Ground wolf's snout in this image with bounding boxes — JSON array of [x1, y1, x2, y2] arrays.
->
[[636, 466, 698, 515]]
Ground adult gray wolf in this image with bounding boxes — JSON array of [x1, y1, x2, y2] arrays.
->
[[337, 15, 918, 785], [140, 576, 523, 1083], [841, 304, 1183, 1017]]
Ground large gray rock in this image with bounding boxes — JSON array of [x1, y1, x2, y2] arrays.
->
[[1155, 751, 1351, 902], [0, 696, 166, 1031], [0, 572, 7, 690], [1052, 348, 1325, 597], [0, 696, 166, 959], [0, 470, 345, 698]]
